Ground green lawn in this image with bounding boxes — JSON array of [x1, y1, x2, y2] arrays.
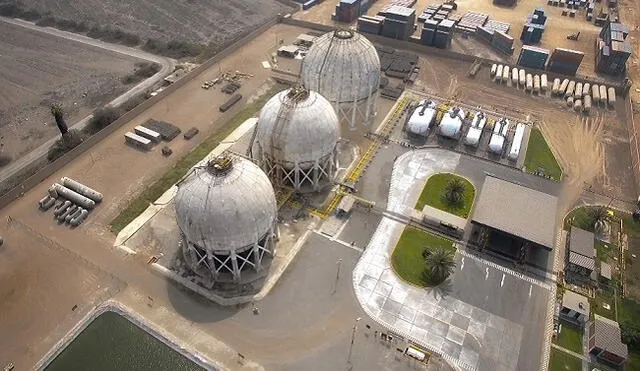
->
[[549, 348, 582, 371], [524, 127, 563, 181], [563, 206, 600, 232], [414, 173, 475, 218], [593, 288, 618, 321], [628, 350, 640, 371], [110, 83, 286, 233], [595, 239, 618, 265], [391, 227, 455, 287], [554, 321, 583, 354]]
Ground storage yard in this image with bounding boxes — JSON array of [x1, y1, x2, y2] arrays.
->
[[0, 20, 142, 162], [0, 0, 638, 369]]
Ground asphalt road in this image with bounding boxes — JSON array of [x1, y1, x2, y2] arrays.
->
[[0, 16, 175, 184]]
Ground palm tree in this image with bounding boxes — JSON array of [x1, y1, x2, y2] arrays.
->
[[424, 247, 456, 284], [50, 104, 69, 136], [443, 178, 466, 205], [589, 206, 610, 236]]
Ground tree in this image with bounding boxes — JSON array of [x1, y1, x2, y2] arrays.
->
[[424, 247, 456, 284], [443, 178, 466, 205], [588, 206, 610, 235], [50, 104, 68, 136]]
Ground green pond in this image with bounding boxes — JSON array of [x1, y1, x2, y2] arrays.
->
[[45, 311, 205, 371]]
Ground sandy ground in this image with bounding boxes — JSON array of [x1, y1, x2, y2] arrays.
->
[[16, 0, 292, 46], [0, 21, 635, 370], [295, 0, 621, 80], [0, 21, 142, 161]]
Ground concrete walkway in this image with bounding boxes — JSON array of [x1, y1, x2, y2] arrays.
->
[[0, 16, 175, 184], [352, 149, 541, 371]]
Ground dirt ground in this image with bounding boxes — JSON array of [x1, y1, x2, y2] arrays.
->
[[15, 0, 292, 46], [295, 0, 620, 80], [0, 21, 141, 161]]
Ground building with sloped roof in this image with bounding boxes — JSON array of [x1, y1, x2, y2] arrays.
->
[[589, 315, 628, 366], [566, 226, 596, 281]]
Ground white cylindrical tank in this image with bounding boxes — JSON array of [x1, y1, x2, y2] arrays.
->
[[533, 75, 540, 93], [575, 82, 583, 99], [541, 74, 548, 92], [552, 78, 561, 95], [60, 177, 103, 203], [496, 64, 504, 82], [559, 79, 570, 96], [567, 96, 574, 107], [574, 99, 582, 111], [600, 85, 608, 104], [565, 81, 576, 98], [583, 83, 590, 98], [519, 69, 526, 86], [48, 184, 96, 209], [70, 209, 89, 227], [526, 73, 533, 91], [583, 95, 592, 113], [502, 66, 509, 83], [608, 87, 616, 106], [592, 84, 600, 103], [491, 64, 497, 77], [512, 67, 519, 85]]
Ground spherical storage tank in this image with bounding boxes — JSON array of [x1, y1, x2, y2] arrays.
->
[[301, 29, 380, 130], [174, 155, 277, 285], [252, 86, 340, 193]]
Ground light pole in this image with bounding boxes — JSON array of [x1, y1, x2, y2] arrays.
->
[[332, 258, 343, 294], [347, 317, 361, 368]]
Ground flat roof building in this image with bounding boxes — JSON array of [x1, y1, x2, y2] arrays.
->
[[560, 290, 590, 326], [471, 176, 558, 249], [568, 227, 596, 257], [601, 262, 612, 281]]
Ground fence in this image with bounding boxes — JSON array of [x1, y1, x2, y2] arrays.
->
[[0, 16, 279, 210]]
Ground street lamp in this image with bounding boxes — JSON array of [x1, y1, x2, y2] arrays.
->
[[332, 258, 342, 294], [347, 317, 361, 367]]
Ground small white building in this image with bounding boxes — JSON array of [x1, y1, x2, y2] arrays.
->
[[489, 118, 509, 154], [439, 107, 465, 138], [464, 111, 487, 147], [560, 290, 590, 326], [406, 100, 437, 137]]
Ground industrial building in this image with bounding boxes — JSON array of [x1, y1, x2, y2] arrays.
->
[[471, 176, 558, 262], [405, 99, 437, 137], [174, 155, 278, 289], [301, 29, 380, 130], [438, 106, 465, 138], [251, 85, 340, 193]]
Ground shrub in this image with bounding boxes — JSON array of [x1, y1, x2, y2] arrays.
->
[[87, 107, 121, 134], [0, 154, 12, 167], [18, 8, 41, 21], [0, 3, 20, 17], [143, 38, 202, 59], [47, 130, 84, 162], [35, 16, 57, 27], [134, 62, 161, 78]]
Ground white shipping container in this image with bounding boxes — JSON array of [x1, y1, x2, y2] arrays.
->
[[592, 84, 600, 103], [496, 64, 504, 82], [519, 69, 526, 86], [583, 94, 592, 113], [502, 65, 510, 84], [508, 123, 526, 161], [491, 63, 497, 77], [559, 79, 570, 95], [599, 85, 608, 104], [552, 78, 561, 95], [526, 73, 533, 91], [565, 80, 576, 98], [608, 87, 616, 106], [541, 74, 548, 92], [533, 75, 540, 93], [575, 82, 583, 99], [512, 67, 519, 85]]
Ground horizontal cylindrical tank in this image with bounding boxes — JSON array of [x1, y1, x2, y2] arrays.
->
[[40, 196, 56, 211], [541, 74, 548, 92], [48, 184, 96, 209], [533, 75, 541, 93], [519, 69, 526, 86], [575, 82, 583, 99], [60, 177, 103, 203], [58, 205, 76, 221], [65, 206, 80, 223], [496, 65, 503, 82], [67, 208, 83, 222], [491, 64, 497, 77], [592, 84, 600, 103], [565, 81, 576, 98], [502, 65, 509, 83], [599, 85, 608, 104], [53, 200, 72, 216], [584, 95, 592, 113], [608, 87, 616, 106], [559, 79, 570, 96], [573, 99, 582, 111], [512, 68, 519, 85], [552, 78, 561, 95], [583, 83, 590, 98], [526, 73, 533, 91], [567, 96, 574, 107], [70, 209, 89, 227]]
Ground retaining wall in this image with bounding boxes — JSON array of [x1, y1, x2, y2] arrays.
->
[[0, 16, 279, 210]]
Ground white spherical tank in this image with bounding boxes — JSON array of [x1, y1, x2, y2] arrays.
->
[[301, 29, 380, 130], [174, 155, 277, 284], [252, 86, 340, 193]]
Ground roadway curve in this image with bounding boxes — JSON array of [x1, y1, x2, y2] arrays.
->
[[0, 16, 176, 184]]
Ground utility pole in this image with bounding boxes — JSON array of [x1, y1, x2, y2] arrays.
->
[[347, 317, 361, 368]]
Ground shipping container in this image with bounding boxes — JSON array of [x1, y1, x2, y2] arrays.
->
[[592, 84, 600, 103], [533, 75, 540, 93], [573, 99, 582, 111], [575, 82, 583, 99], [512, 68, 519, 85], [496, 65, 504, 82], [519, 69, 526, 86], [220, 93, 242, 112], [552, 78, 561, 94], [565, 80, 576, 98], [491, 63, 497, 77], [559, 78, 569, 95], [566, 96, 574, 107], [583, 94, 592, 113], [502, 65, 510, 83], [508, 123, 526, 161], [607, 87, 616, 105], [541, 74, 548, 92], [526, 73, 533, 91], [582, 83, 590, 98], [599, 85, 607, 104]]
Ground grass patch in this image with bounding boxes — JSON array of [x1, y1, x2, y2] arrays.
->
[[593, 288, 618, 321], [548, 348, 582, 371], [390, 226, 455, 287], [524, 127, 563, 181], [554, 321, 583, 354], [595, 239, 618, 265], [628, 350, 640, 371], [414, 173, 475, 218], [563, 206, 596, 232], [109, 83, 286, 233]]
